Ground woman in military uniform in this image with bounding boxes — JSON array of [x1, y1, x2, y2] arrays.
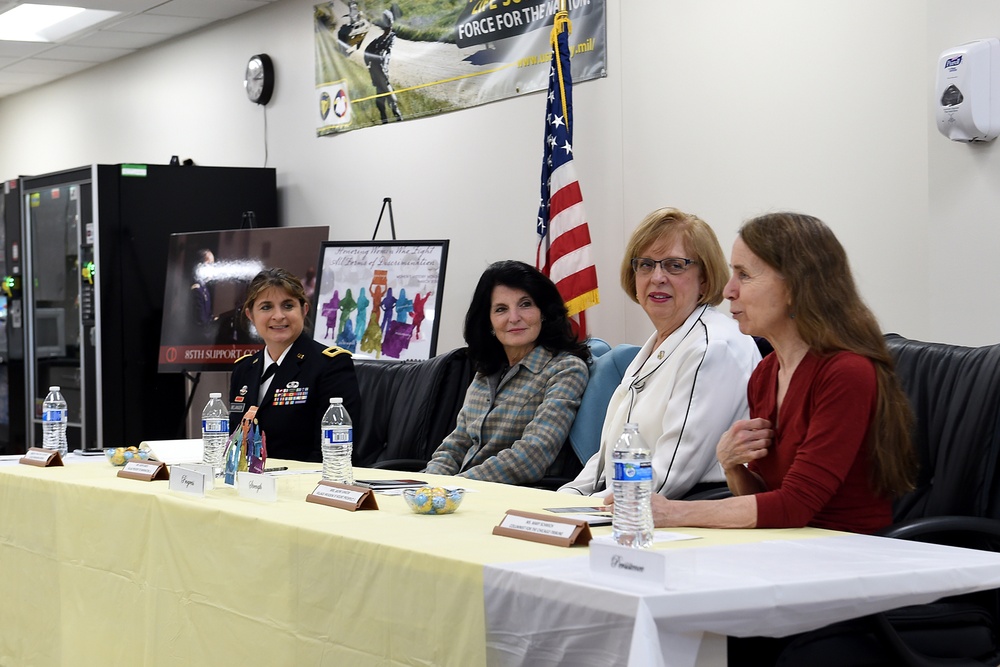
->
[[229, 268, 361, 462]]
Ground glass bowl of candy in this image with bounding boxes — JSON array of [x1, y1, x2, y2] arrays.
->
[[402, 487, 465, 515], [105, 445, 152, 466]]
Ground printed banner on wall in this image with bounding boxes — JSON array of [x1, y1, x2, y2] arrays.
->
[[314, 0, 606, 135]]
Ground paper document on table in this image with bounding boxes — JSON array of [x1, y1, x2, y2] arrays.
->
[[559, 513, 613, 526], [142, 439, 203, 465]]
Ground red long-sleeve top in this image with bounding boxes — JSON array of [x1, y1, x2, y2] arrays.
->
[[748, 350, 892, 534]]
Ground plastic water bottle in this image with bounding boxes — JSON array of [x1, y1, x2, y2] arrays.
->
[[41, 385, 68, 456], [612, 422, 654, 548], [321, 397, 353, 484], [201, 392, 229, 473]]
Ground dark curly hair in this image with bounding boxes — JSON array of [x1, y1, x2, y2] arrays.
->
[[464, 260, 591, 374]]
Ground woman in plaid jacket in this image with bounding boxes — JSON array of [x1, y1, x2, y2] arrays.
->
[[423, 261, 590, 485]]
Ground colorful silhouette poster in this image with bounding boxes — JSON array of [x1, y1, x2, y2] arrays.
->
[[312, 241, 448, 360]]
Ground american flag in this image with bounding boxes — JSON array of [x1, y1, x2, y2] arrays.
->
[[536, 9, 599, 336]]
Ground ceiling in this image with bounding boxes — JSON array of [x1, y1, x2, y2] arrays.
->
[[0, 0, 281, 99]]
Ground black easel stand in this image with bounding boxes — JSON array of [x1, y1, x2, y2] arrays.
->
[[181, 370, 202, 438], [371, 197, 397, 240]]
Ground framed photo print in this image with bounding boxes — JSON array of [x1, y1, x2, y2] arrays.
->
[[312, 240, 449, 361]]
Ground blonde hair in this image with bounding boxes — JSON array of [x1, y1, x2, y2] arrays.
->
[[620, 207, 728, 306]]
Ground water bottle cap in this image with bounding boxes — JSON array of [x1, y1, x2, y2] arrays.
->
[[49, 385, 60, 392], [330, 397, 343, 404], [209, 392, 222, 398]]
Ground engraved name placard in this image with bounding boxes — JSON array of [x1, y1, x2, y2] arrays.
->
[[117, 460, 169, 482], [492, 510, 592, 547], [305, 481, 378, 511], [19, 448, 63, 467]]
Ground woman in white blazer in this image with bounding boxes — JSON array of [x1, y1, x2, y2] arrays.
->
[[560, 208, 761, 499]]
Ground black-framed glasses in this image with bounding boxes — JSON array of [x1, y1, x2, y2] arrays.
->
[[631, 257, 697, 276]]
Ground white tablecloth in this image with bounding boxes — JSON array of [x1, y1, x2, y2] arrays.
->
[[484, 532, 1000, 667]]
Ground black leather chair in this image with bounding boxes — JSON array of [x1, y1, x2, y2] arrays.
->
[[352, 347, 475, 470], [768, 334, 1000, 666]]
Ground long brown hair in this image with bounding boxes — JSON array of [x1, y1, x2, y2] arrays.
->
[[739, 212, 916, 497]]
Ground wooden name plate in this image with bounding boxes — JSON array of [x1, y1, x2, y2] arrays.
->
[[493, 509, 593, 547], [117, 460, 170, 481], [19, 448, 64, 467], [306, 481, 379, 511]]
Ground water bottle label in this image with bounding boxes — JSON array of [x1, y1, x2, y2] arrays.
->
[[613, 460, 653, 482], [322, 428, 353, 444], [330, 427, 352, 443], [202, 418, 228, 433], [42, 409, 66, 423]]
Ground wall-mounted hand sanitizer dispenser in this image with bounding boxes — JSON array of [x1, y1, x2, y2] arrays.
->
[[936, 38, 1000, 142]]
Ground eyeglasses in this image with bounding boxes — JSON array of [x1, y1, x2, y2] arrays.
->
[[631, 257, 698, 276]]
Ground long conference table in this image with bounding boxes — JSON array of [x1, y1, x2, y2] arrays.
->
[[3, 455, 1000, 667]]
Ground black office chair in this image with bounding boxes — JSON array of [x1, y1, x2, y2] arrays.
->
[[353, 347, 475, 471], [769, 334, 1000, 666]]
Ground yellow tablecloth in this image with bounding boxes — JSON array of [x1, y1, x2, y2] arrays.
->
[[0, 457, 843, 666]]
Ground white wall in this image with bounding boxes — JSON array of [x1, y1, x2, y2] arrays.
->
[[0, 0, 994, 349], [927, 1, 1000, 346], [619, 0, 930, 344]]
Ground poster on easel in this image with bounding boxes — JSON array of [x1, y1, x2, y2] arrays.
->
[[311, 240, 448, 361], [157, 226, 331, 372]]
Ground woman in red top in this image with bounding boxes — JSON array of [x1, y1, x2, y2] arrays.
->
[[627, 212, 916, 534]]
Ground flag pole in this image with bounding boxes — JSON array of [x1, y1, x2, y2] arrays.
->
[[537, 0, 599, 339], [552, 0, 571, 133]]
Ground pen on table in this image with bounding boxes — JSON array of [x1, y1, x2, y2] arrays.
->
[[264, 466, 288, 472]]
